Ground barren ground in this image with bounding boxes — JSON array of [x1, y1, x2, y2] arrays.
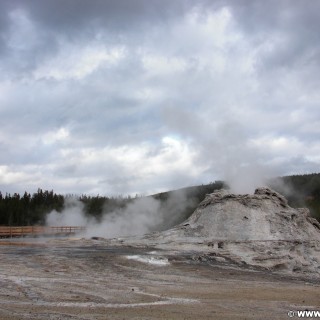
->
[[0, 238, 319, 320]]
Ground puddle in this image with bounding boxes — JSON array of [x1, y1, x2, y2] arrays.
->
[[125, 254, 170, 266]]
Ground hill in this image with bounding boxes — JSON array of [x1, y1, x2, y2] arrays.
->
[[0, 173, 319, 227]]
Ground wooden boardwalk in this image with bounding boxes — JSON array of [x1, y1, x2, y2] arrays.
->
[[0, 226, 86, 238]]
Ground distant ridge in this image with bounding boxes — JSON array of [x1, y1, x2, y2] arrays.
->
[[0, 173, 319, 227]]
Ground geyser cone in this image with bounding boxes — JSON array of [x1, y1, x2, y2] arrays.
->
[[182, 187, 320, 241], [128, 187, 320, 276]]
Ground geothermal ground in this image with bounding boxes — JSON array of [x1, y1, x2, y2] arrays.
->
[[1, 188, 320, 319], [0, 238, 319, 320]]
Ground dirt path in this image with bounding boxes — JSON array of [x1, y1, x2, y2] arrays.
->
[[0, 239, 319, 319]]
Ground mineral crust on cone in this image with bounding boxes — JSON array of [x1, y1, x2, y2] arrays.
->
[[129, 187, 320, 276], [182, 187, 320, 241]]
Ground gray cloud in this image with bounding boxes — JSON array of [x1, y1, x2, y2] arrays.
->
[[0, 0, 319, 195]]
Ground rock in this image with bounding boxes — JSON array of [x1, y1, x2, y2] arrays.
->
[[178, 187, 320, 242], [136, 187, 320, 277]]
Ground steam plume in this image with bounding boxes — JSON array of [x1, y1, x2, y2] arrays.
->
[[46, 190, 195, 238]]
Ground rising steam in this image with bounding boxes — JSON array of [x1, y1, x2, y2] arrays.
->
[[46, 190, 195, 238]]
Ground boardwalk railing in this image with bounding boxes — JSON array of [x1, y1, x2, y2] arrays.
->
[[0, 226, 86, 238]]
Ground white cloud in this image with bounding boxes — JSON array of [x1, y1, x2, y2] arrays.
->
[[33, 44, 126, 80], [250, 135, 303, 154], [42, 127, 70, 145], [0, 1, 319, 195], [50, 137, 201, 195], [142, 54, 188, 76], [0, 165, 42, 187]]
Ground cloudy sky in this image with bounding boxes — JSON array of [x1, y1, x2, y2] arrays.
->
[[0, 0, 319, 196]]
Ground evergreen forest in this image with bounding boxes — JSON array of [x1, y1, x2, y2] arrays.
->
[[0, 173, 319, 227]]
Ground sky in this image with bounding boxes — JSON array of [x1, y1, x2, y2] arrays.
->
[[0, 0, 319, 196]]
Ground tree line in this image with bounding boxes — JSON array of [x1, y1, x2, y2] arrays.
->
[[0, 189, 63, 226], [0, 188, 136, 226], [270, 173, 320, 220], [0, 181, 225, 227], [0, 174, 319, 227]]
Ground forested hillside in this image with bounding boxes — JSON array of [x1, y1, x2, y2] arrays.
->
[[0, 174, 319, 227], [0, 190, 64, 226], [0, 189, 132, 227], [269, 173, 320, 221]]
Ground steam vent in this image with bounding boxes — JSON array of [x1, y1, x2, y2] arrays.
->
[[136, 187, 320, 276]]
